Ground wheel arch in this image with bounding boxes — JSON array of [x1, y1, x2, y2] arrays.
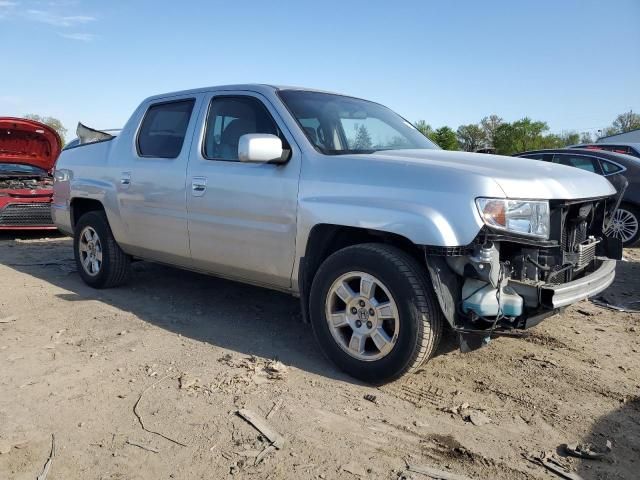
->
[[70, 197, 105, 229], [297, 224, 424, 323]]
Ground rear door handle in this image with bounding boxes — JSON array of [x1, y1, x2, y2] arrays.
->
[[192, 177, 207, 197], [120, 171, 131, 188]]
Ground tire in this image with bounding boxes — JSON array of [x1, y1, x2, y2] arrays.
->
[[74, 210, 131, 288], [607, 203, 640, 248], [309, 243, 443, 384]]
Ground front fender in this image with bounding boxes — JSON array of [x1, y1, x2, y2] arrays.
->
[[298, 194, 484, 247]]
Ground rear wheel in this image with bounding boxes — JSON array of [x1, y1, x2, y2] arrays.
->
[[74, 211, 131, 288], [309, 243, 442, 384], [606, 204, 640, 247]]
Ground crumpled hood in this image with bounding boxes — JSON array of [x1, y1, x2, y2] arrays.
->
[[362, 149, 616, 200], [0, 117, 62, 172]]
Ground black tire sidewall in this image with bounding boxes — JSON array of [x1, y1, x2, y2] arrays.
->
[[74, 211, 115, 288], [309, 245, 434, 383]]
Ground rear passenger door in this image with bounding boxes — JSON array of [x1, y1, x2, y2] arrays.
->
[[114, 95, 202, 265], [186, 91, 301, 289]]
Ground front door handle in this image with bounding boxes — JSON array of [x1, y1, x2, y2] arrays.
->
[[192, 177, 207, 197], [120, 171, 131, 188]]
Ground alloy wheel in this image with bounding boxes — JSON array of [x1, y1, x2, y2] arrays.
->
[[325, 271, 399, 362], [78, 226, 103, 276], [606, 208, 639, 244]]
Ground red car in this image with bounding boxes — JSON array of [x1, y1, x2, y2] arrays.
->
[[0, 117, 61, 230]]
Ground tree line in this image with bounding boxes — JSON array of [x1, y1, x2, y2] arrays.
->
[[414, 110, 640, 155]]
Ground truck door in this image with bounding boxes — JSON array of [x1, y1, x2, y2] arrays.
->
[[186, 91, 301, 289], [115, 95, 202, 265]]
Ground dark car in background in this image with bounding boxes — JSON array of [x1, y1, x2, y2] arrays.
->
[[514, 148, 640, 247]]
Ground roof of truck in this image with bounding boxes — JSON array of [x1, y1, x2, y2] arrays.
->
[[144, 84, 343, 103]]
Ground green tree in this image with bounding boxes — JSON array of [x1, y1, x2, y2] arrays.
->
[[480, 114, 503, 148], [612, 110, 640, 134], [493, 118, 549, 155], [414, 120, 436, 142], [456, 123, 485, 152], [580, 132, 594, 144], [353, 124, 372, 150], [24, 114, 67, 143], [433, 126, 459, 150]]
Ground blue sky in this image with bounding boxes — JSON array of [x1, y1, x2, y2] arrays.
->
[[1, 0, 638, 141]]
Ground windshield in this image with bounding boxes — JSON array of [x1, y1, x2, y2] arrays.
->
[[0, 163, 48, 176], [279, 90, 438, 155]]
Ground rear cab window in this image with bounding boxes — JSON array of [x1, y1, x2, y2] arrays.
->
[[137, 99, 195, 158]]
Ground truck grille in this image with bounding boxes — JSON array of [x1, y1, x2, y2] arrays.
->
[[0, 203, 53, 226]]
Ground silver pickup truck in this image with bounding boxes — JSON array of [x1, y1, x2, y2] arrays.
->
[[53, 84, 623, 383]]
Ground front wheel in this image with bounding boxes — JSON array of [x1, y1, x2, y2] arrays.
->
[[309, 243, 442, 384], [74, 210, 131, 288]]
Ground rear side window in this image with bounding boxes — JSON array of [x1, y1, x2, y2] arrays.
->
[[553, 154, 601, 173], [137, 99, 195, 158], [600, 160, 624, 175]]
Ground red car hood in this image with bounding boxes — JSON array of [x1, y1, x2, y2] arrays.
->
[[0, 117, 62, 172]]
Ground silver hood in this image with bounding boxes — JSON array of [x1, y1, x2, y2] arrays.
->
[[364, 149, 616, 200]]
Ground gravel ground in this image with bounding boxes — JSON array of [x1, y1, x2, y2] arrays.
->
[[0, 232, 638, 480]]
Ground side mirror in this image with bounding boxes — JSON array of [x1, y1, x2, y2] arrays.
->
[[238, 134, 284, 163]]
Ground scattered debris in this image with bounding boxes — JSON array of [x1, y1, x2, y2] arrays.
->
[[524, 452, 584, 480], [236, 409, 285, 449], [133, 374, 188, 447], [363, 393, 378, 404], [575, 309, 594, 317], [0, 440, 11, 455], [254, 444, 276, 465], [523, 353, 559, 368], [263, 360, 288, 380], [218, 354, 288, 382], [564, 440, 612, 460], [266, 398, 284, 420], [404, 461, 473, 480], [178, 372, 199, 390], [13, 440, 29, 449], [126, 439, 159, 453], [590, 297, 640, 313], [467, 410, 491, 426], [36, 434, 55, 480], [341, 462, 367, 477]]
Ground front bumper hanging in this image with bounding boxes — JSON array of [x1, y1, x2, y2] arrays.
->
[[540, 259, 616, 309]]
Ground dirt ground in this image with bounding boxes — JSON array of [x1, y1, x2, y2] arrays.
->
[[0, 232, 638, 480]]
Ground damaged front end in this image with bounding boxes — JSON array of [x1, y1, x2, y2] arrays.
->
[[425, 193, 624, 352]]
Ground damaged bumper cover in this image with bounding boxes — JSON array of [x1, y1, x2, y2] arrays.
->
[[540, 258, 615, 309]]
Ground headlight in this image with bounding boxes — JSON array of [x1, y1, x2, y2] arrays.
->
[[476, 198, 550, 239]]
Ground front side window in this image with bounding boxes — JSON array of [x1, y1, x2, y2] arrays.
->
[[203, 96, 280, 161], [553, 154, 601, 173], [137, 99, 195, 158], [279, 90, 438, 154]]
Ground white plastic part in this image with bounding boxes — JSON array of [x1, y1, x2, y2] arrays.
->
[[238, 134, 283, 163], [462, 279, 523, 317]]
